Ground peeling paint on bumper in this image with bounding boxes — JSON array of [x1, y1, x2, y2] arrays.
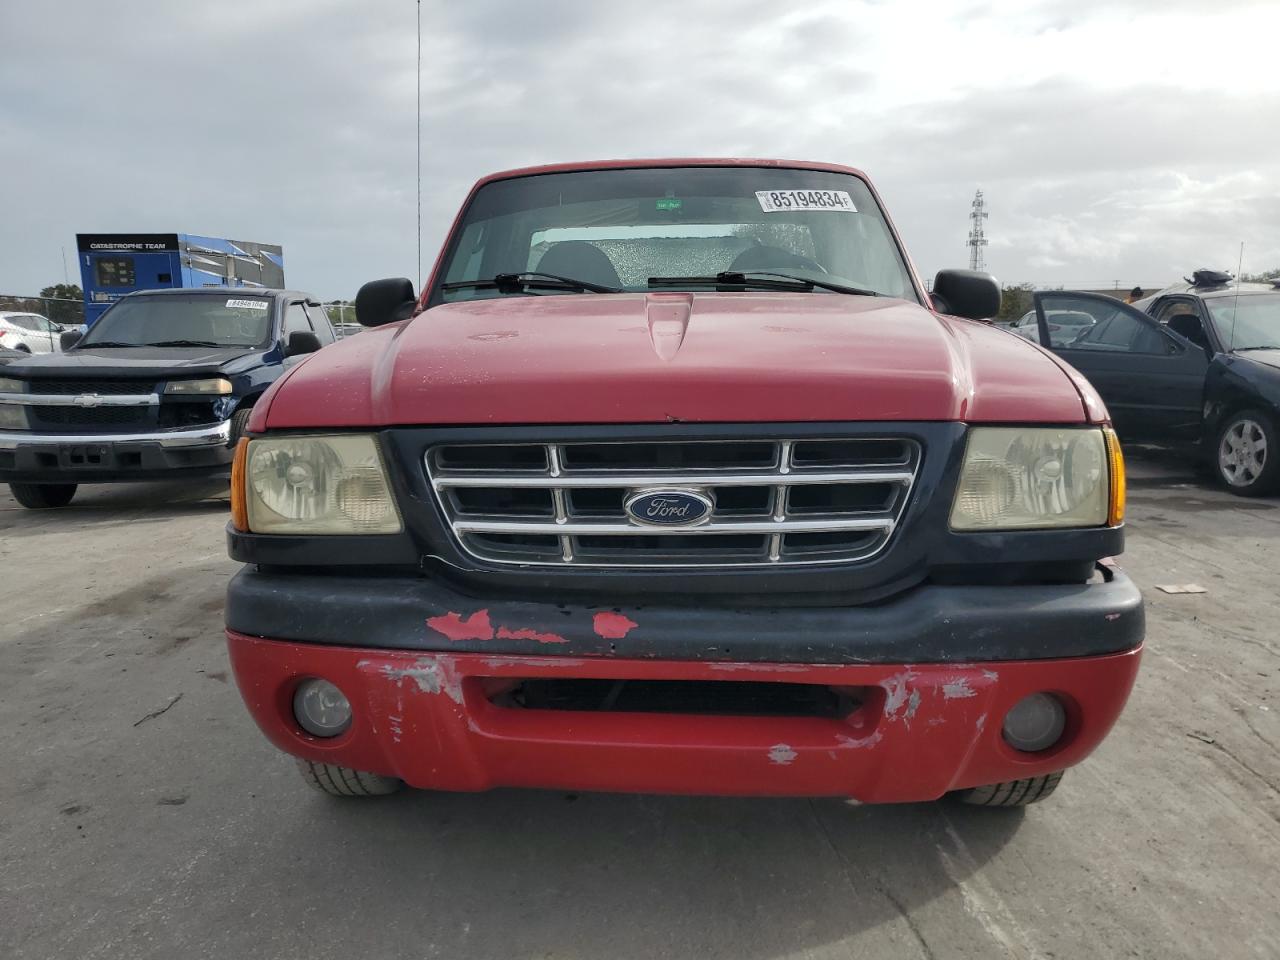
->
[[227, 631, 1142, 802]]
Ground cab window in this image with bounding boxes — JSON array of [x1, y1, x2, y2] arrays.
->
[[304, 303, 336, 344], [282, 303, 313, 340]]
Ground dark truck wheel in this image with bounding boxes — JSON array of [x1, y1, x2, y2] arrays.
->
[[953, 772, 1063, 807], [230, 407, 253, 444], [8, 483, 77, 509], [1214, 409, 1279, 496], [295, 759, 402, 797]]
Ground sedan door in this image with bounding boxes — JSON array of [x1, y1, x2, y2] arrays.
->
[[1032, 292, 1208, 443]]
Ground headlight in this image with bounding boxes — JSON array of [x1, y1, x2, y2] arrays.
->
[[244, 434, 402, 534], [165, 377, 233, 395], [0, 403, 27, 430], [950, 427, 1113, 530], [0, 377, 25, 394]]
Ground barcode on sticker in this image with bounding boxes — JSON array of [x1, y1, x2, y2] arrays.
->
[[226, 299, 268, 310], [755, 190, 856, 213]]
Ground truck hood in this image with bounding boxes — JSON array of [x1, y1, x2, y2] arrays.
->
[[6, 345, 269, 379], [260, 293, 1092, 428], [1234, 349, 1280, 372]]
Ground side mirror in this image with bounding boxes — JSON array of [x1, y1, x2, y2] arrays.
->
[[355, 278, 417, 328], [931, 269, 1002, 321], [285, 331, 322, 357], [60, 330, 83, 350]]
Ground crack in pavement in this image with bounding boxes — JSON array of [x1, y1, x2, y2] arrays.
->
[[132, 693, 183, 727]]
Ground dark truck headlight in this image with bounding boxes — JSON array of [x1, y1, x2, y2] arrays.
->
[[949, 426, 1124, 530], [233, 434, 403, 535], [164, 377, 233, 395]]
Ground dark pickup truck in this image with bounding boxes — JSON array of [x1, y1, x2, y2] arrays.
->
[[0, 288, 333, 508]]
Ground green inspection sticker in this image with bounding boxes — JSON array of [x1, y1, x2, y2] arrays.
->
[[655, 198, 682, 211]]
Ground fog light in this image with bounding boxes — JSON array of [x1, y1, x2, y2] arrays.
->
[[1002, 693, 1065, 752], [293, 678, 352, 737]]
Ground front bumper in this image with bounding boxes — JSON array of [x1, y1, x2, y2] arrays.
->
[[226, 566, 1144, 800], [226, 564, 1144, 663], [0, 421, 233, 482], [227, 632, 1142, 800]]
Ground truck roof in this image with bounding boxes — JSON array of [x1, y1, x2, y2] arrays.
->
[[117, 287, 317, 302], [472, 157, 871, 187]]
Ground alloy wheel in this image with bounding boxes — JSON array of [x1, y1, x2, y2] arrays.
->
[[1219, 418, 1268, 487]]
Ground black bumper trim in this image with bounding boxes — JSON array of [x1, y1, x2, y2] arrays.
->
[[225, 565, 1144, 664], [0, 435, 233, 483]]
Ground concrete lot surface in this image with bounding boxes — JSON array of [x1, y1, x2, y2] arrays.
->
[[2, 455, 1277, 959]]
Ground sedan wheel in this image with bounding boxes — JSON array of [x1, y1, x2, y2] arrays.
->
[[1216, 411, 1278, 496]]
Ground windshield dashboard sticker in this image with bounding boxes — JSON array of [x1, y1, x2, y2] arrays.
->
[[755, 190, 856, 213], [225, 299, 268, 310]]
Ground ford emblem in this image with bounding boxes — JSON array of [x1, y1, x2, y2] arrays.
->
[[624, 489, 714, 527]]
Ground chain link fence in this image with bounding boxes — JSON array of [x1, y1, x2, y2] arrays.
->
[[0, 294, 86, 326]]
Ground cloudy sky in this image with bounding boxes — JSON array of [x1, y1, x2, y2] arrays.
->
[[3, 0, 1278, 300]]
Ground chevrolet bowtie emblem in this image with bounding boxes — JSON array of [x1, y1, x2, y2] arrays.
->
[[73, 394, 104, 408]]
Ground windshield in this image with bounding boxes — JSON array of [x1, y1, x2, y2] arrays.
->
[[430, 166, 920, 305], [79, 294, 275, 348], [1206, 294, 1280, 351]]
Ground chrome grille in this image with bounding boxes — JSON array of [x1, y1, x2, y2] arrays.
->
[[426, 437, 920, 568]]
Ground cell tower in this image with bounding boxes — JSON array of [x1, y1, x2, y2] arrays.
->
[[967, 189, 989, 272]]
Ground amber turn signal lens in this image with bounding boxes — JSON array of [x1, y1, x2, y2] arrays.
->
[[230, 437, 249, 531], [1103, 427, 1125, 526]]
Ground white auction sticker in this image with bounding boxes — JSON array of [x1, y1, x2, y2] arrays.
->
[[755, 189, 856, 213], [225, 298, 269, 310]]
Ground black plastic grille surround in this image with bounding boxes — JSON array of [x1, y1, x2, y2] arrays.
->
[[24, 378, 159, 395]]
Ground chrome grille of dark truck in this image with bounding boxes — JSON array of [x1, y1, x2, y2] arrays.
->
[[426, 438, 920, 568]]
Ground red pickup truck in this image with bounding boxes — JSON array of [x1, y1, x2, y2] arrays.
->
[[225, 159, 1142, 807]]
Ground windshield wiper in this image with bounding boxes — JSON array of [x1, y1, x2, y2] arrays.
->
[[442, 272, 621, 295], [1233, 345, 1280, 352], [74, 341, 137, 348], [144, 339, 225, 347], [648, 271, 879, 297]]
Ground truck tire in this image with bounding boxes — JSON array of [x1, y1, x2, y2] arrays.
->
[[1214, 409, 1279, 496], [9, 483, 77, 509], [953, 772, 1062, 807], [230, 408, 253, 445], [295, 759, 402, 797]]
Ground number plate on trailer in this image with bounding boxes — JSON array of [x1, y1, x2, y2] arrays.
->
[[755, 190, 856, 213]]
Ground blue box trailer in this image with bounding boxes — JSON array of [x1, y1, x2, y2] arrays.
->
[[76, 233, 284, 325]]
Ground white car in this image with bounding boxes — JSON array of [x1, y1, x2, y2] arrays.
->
[[0, 312, 63, 353], [1009, 308, 1097, 348]]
